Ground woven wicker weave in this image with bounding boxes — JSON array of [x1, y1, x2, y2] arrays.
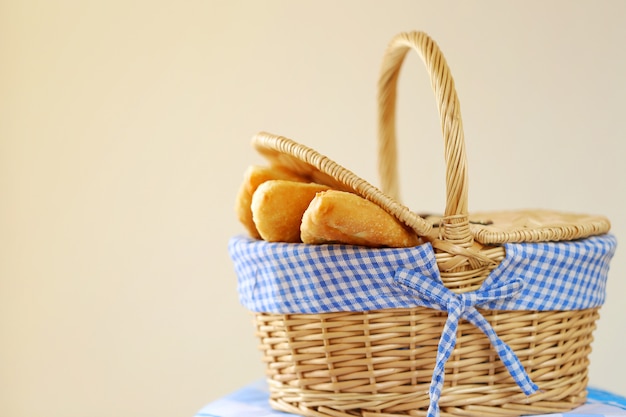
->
[[246, 31, 610, 417], [257, 308, 598, 417]]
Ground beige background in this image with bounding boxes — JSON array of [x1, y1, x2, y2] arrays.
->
[[2, 1, 625, 416]]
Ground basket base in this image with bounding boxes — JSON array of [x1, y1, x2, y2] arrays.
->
[[254, 307, 599, 417]]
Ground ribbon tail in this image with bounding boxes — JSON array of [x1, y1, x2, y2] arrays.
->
[[427, 306, 462, 417], [465, 308, 539, 395]]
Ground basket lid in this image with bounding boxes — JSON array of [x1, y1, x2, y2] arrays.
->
[[252, 132, 611, 244]]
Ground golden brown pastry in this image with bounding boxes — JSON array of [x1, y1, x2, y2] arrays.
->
[[235, 165, 308, 238], [301, 190, 419, 248], [251, 180, 331, 243]]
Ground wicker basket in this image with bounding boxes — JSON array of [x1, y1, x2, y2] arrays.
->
[[230, 31, 615, 417]]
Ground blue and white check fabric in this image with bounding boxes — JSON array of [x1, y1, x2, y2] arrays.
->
[[395, 270, 538, 417], [194, 379, 626, 417], [229, 233, 617, 417], [230, 234, 616, 313]]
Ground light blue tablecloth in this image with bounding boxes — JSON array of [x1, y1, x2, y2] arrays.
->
[[195, 379, 626, 417]]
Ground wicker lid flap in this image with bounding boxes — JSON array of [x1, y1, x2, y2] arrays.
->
[[468, 210, 611, 244], [252, 132, 432, 238], [252, 132, 611, 244]]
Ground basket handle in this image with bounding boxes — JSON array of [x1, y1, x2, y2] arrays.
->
[[378, 31, 471, 245]]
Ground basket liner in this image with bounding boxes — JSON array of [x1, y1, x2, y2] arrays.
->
[[230, 234, 616, 315]]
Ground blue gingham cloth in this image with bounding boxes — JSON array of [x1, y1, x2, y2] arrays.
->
[[194, 379, 626, 417], [229, 234, 617, 417], [230, 235, 616, 314]]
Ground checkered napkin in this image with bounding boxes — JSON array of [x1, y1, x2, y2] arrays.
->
[[229, 233, 617, 417], [194, 380, 626, 417]]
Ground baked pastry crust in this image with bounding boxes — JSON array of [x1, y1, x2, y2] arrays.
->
[[301, 190, 419, 247], [235, 165, 308, 238], [251, 180, 330, 243]]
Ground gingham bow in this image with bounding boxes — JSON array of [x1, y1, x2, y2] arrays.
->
[[393, 268, 540, 417]]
